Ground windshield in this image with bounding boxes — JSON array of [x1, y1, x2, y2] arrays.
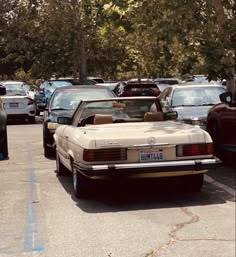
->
[[3, 83, 27, 96], [78, 98, 159, 122], [50, 88, 115, 110], [172, 86, 225, 107]]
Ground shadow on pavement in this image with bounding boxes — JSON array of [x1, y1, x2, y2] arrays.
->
[[57, 171, 234, 214], [7, 116, 43, 125]]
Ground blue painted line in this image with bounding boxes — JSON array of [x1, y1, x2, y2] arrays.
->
[[23, 146, 44, 252]]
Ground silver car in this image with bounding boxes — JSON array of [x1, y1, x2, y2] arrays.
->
[[157, 84, 226, 130]]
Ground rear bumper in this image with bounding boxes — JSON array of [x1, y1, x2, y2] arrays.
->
[[74, 157, 222, 178], [7, 113, 35, 119], [6, 106, 36, 118]]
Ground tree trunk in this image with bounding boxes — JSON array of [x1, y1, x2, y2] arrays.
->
[[79, 37, 87, 84]]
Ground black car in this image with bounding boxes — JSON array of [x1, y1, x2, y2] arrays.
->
[[0, 85, 8, 160], [43, 85, 116, 157], [35, 80, 74, 115]]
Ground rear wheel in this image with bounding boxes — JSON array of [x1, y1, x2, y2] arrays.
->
[[191, 173, 204, 192], [181, 174, 204, 192], [56, 152, 69, 176], [72, 164, 89, 198]]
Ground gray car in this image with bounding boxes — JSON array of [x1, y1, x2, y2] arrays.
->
[[157, 84, 226, 130]]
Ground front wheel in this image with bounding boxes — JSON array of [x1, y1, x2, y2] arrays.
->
[[0, 130, 8, 159], [28, 116, 35, 124], [44, 146, 55, 158]]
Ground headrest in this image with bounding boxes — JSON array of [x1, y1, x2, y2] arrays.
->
[[94, 114, 113, 124], [144, 112, 164, 121]]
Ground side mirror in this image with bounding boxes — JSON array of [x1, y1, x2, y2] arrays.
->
[[220, 91, 232, 104], [0, 86, 6, 95], [37, 103, 47, 110], [164, 111, 178, 120], [57, 117, 71, 125]]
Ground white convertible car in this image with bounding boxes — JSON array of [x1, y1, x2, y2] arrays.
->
[[54, 97, 221, 198]]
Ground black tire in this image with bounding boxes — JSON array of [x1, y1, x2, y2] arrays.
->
[[1, 129, 8, 159], [36, 109, 41, 116], [72, 164, 89, 198], [44, 146, 55, 158], [28, 116, 35, 124], [191, 173, 204, 192], [181, 174, 204, 192], [56, 152, 69, 176]]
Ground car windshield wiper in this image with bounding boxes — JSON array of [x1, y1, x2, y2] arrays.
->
[[172, 104, 196, 107], [197, 103, 216, 106], [51, 108, 71, 111]]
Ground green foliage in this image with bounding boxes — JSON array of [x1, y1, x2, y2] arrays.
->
[[0, 0, 234, 86]]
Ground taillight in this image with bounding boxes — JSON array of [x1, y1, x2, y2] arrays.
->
[[83, 148, 127, 162], [25, 97, 34, 105], [176, 143, 213, 157]]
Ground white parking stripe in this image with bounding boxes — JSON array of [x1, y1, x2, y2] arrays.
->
[[205, 175, 236, 198]]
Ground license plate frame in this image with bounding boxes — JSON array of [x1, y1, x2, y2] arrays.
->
[[139, 149, 164, 162], [9, 102, 19, 108]]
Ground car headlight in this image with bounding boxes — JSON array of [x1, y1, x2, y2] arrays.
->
[[181, 118, 206, 129], [47, 122, 60, 130]]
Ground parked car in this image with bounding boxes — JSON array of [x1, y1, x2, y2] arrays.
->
[[87, 77, 104, 83], [0, 82, 36, 123], [54, 96, 220, 198], [153, 78, 182, 85], [43, 85, 116, 157], [1, 81, 36, 99], [0, 85, 8, 159], [206, 91, 236, 163], [157, 84, 226, 130], [95, 82, 119, 93], [35, 80, 73, 115], [114, 81, 160, 97], [156, 83, 172, 93]]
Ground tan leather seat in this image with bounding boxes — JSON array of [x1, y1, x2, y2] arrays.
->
[[93, 114, 113, 124], [144, 112, 164, 121]]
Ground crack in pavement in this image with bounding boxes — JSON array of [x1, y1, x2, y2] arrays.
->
[[145, 206, 199, 257]]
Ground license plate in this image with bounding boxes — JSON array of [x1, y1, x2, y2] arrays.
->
[[10, 103, 19, 108], [139, 150, 164, 162]]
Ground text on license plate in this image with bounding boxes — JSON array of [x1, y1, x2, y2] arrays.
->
[[139, 150, 164, 162], [10, 103, 19, 108]]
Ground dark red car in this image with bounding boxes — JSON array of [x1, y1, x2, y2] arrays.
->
[[114, 81, 160, 97], [206, 91, 236, 164]]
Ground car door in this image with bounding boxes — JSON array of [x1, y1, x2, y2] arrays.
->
[[221, 92, 236, 148]]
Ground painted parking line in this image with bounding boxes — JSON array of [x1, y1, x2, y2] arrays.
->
[[205, 175, 236, 198], [24, 145, 44, 253]]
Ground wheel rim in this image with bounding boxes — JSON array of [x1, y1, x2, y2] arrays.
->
[[56, 153, 59, 173], [73, 167, 77, 191]]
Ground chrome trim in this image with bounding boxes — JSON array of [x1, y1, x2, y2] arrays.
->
[[129, 143, 171, 149], [90, 158, 220, 170], [74, 157, 221, 173]]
